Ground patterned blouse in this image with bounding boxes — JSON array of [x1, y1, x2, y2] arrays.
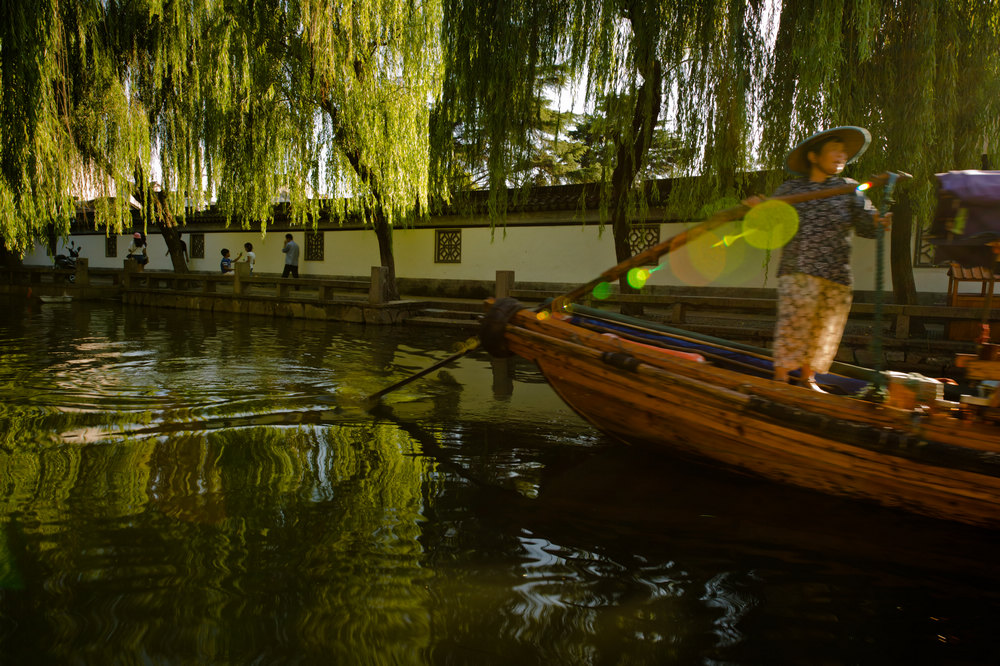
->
[[774, 176, 879, 287]]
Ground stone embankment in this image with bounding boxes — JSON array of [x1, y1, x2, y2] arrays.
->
[[2, 262, 995, 375]]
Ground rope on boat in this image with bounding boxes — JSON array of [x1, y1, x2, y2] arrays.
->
[[479, 297, 527, 358], [567, 310, 867, 393], [574, 317, 780, 379], [513, 324, 754, 406]]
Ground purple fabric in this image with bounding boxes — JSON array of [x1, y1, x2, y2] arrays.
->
[[930, 171, 1000, 266], [935, 171, 1000, 238], [937, 170, 1000, 206]]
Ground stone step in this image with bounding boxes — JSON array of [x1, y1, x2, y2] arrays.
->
[[416, 300, 484, 312], [418, 307, 482, 320], [404, 315, 481, 329]]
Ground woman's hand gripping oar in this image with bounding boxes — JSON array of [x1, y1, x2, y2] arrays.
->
[[362, 336, 480, 410]]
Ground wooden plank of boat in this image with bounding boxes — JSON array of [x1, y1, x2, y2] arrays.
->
[[521, 311, 926, 433], [539, 309, 1000, 449], [915, 415, 1000, 451], [518, 319, 1000, 471], [957, 357, 1000, 381]]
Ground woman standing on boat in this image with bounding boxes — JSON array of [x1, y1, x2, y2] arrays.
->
[[769, 126, 890, 391]]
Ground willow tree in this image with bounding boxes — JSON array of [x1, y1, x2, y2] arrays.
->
[[759, 0, 1000, 305], [6, 1, 1000, 299], [436, 0, 1000, 305], [1, 1, 442, 295], [434, 0, 770, 310]]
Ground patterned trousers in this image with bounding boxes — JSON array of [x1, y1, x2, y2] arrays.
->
[[773, 273, 853, 375]]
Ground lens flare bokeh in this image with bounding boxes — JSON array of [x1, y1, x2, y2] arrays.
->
[[592, 282, 612, 300], [742, 199, 799, 250], [668, 222, 747, 286], [626, 267, 652, 290]]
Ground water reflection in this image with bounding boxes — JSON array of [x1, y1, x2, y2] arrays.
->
[[1, 298, 1000, 664]]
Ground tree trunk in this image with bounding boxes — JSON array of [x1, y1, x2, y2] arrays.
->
[[322, 100, 400, 300], [158, 221, 189, 273], [340, 160, 398, 300], [148, 191, 188, 273], [610, 59, 662, 317], [371, 206, 399, 301], [130, 180, 190, 273], [45, 223, 58, 259]]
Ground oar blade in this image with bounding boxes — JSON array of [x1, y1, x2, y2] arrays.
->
[[362, 338, 481, 410]]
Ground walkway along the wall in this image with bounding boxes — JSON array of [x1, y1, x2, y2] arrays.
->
[[121, 262, 440, 324], [0, 260, 435, 325]]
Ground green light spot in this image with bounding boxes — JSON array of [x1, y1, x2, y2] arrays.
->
[[626, 268, 649, 290], [592, 282, 612, 300]]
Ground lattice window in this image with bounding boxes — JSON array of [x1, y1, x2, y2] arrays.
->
[[627, 224, 660, 260], [190, 233, 205, 259], [305, 231, 324, 261], [105, 236, 118, 258], [435, 229, 461, 263], [913, 220, 940, 268]]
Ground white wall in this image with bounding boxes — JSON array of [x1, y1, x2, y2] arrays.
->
[[22, 224, 956, 294]]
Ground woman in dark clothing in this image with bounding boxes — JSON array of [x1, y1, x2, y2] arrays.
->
[[766, 126, 891, 391]]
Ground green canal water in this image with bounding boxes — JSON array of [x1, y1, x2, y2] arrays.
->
[[1, 298, 1000, 665]]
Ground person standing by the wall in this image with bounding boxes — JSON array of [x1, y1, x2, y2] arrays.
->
[[281, 234, 299, 278]]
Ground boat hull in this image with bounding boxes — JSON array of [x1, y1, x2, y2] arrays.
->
[[493, 305, 1000, 528]]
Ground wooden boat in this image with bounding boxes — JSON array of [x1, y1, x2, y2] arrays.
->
[[478, 172, 1000, 528]]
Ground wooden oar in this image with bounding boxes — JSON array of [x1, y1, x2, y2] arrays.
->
[[363, 337, 480, 409], [550, 172, 905, 312]]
